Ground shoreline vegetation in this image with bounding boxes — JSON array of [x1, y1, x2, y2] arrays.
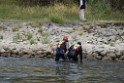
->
[[0, 0, 124, 24], [0, 0, 124, 61]]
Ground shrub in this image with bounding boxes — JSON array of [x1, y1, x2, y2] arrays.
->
[[18, 0, 77, 6], [49, 15, 65, 25]]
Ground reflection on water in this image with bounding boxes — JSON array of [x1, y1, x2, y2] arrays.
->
[[55, 62, 84, 83], [0, 57, 124, 83]]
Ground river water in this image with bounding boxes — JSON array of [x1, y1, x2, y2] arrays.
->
[[0, 57, 124, 83]]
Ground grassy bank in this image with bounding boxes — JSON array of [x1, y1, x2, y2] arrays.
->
[[0, 1, 124, 24]]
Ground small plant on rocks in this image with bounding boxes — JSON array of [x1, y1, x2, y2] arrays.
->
[[67, 29, 75, 33], [41, 31, 49, 37], [13, 33, 22, 42], [30, 22, 42, 28], [0, 35, 3, 40], [38, 28, 43, 34], [78, 32, 83, 36], [0, 25, 7, 31], [72, 35, 77, 40], [12, 27, 20, 32], [26, 32, 33, 40], [41, 37, 49, 44], [30, 39, 37, 45]]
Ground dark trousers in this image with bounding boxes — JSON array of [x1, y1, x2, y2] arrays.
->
[[72, 56, 78, 62], [68, 55, 78, 62], [80, 5, 86, 9], [80, 0, 86, 9], [55, 54, 65, 61]]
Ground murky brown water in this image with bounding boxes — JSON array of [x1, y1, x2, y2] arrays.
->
[[0, 57, 124, 83]]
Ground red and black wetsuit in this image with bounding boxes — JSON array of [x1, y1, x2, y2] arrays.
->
[[69, 44, 83, 62], [55, 41, 69, 62]]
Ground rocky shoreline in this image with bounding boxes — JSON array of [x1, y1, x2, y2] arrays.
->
[[0, 20, 124, 61]]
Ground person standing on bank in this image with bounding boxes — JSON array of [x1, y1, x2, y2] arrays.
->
[[79, 0, 86, 21], [67, 42, 83, 63], [55, 36, 70, 62]]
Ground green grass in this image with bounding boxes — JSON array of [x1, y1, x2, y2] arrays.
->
[[0, 1, 124, 24], [49, 15, 65, 24], [86, 1, 124, 22]]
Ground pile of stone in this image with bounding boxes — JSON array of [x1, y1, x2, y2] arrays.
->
[[83, 44, 124, 61], [0, 42, 54, 58], [0, 21, 124, 61]]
